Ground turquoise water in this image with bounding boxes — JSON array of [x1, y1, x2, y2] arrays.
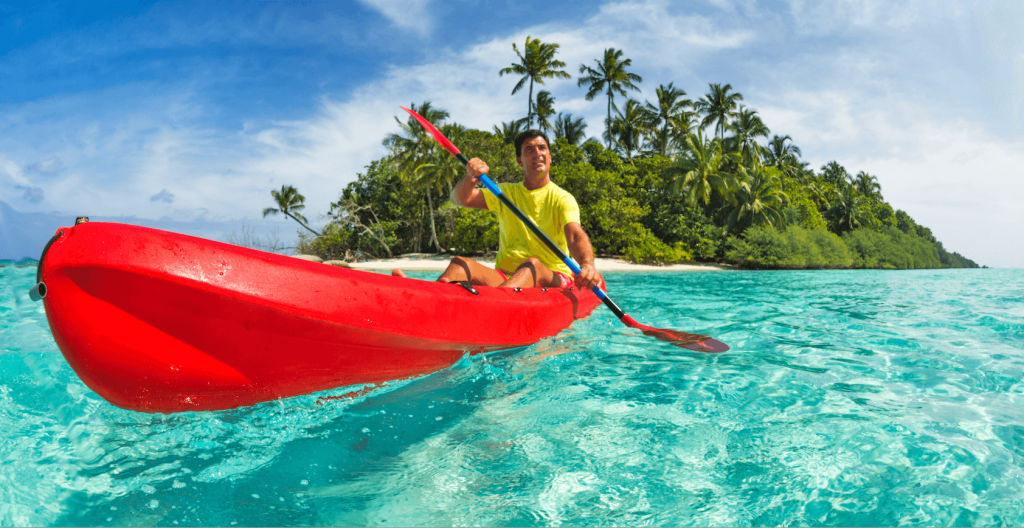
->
[[1, 261, 1023, 527]]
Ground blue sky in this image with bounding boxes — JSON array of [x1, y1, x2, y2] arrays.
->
[[1, 0, 1022, 266]]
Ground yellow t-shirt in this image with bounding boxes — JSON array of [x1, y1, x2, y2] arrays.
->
[[482, 181, 581, 275]]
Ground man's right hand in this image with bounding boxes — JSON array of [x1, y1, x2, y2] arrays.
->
[[465, 158, 489, 185], [452, 158, 490, 209]]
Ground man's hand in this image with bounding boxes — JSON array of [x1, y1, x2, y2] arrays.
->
[[452, 158, 490, 209], [575, 262, 602, 291], [465, 158, 489, 185], [564, 222, 600, 291]]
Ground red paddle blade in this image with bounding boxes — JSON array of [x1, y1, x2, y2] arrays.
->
[[400, 106, 462, 158], [621, 315, 729, 353]]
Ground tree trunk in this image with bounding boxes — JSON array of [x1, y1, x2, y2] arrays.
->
[[527, 78, 535, 128], [414, 200, 422, 253], [426, 186, 442, 253], [286, 212, 321, 236], [606, 90, 613, 149]]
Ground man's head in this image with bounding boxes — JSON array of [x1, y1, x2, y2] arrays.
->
[[514, 130, 551, 157], [514, 130, 553, 179]]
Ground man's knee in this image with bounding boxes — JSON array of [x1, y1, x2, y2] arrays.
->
[[449, 255, 481, 271], [516, 257, 560, 287], [520, 257, 542, 268]]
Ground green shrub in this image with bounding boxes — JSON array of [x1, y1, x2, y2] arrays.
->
[[725, 225, 789, 267], [623, 228, 693, 265], [296, 220, 401, 261], [645, 199, 725, 259], [445, 205, 498, 254], [842, 227, 941, 269], [783, 195, 828, 231], [726, 225, 852, 268]]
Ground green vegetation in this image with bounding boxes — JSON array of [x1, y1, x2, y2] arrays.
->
[[276, 39, 978, 270]]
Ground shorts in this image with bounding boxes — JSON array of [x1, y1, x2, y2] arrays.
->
[[496, 268, 574, 288]]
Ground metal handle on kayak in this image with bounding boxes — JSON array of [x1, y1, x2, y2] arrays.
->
[[29, 230, 63, 302]]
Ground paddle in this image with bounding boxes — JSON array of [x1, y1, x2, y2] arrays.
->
[[400, 106, 728, 353]]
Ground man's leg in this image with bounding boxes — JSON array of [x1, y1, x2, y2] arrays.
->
[[436, 256, 506, 286], [499, 257, 561, 289]]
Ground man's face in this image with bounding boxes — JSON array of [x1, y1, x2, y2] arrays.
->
[[517, 136, 551, 176]]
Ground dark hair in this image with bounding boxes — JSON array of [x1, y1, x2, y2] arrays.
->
[[514, 130, 551, 157]]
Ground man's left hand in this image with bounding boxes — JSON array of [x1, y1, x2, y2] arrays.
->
[[575, 263, 602, 291]]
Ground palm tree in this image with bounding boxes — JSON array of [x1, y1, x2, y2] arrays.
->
[[605, 98, 648, 162], [384, 101, 449, 168], [805, 179, 830, 210], [853, 171, 882, 201], [827, 185, 870, 234], [534, 90, 556, 133], [383, 102, 451, 253], [664, 130, 740, 208], [666, 111, 699, 155], [493, 119, 528, 145], [499, 37, 571, 128], [407, 123, 469, 253], [820, 161, 850, 187], [727, 107, 770, 165], [553, 113, 588, 146], [764, 135, 802, 177], [694, 83, 744, 139], [643, 83, 692, 157], [725, 166, 788, 232], [263, 184, 320, 235], [577, 48, 643, 149]]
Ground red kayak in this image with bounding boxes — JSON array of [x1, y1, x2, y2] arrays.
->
[[34, 222, 601, 413]]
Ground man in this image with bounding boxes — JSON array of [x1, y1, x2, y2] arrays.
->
[[393, 130, 601, 291]]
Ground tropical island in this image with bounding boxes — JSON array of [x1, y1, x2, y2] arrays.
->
[[262, 38, 979, 270]]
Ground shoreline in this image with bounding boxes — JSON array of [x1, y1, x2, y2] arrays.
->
[[347, 254, 732, 272]]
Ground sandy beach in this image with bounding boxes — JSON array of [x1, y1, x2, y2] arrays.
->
[[346, 253, 732, 272]]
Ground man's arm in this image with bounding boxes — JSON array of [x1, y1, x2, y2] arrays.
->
[[450, 158, 489, 210], [564, 222, 602, 291]]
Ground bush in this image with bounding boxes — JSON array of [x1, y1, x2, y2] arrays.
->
[[646, 198, 726, 259], [444, 205, 498, 254], [297, 223, 355, 261], [842, 227, 941, 269], [623, 228, 693, 265], [783, 195, 828, 231], [725, 225, 852, 268], [725, 226, 789, 267]]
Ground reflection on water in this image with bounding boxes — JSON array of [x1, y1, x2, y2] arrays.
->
[[1, 265, 1023, 526]]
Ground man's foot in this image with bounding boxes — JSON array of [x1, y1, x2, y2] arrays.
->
[[391, 269, 406, 278]]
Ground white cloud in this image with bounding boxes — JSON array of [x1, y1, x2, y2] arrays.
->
[[150, 189, 175, 203], [974, 2, 1024, 124], [27, 157, 63, 175], [0, 156, 44, 206], [786, 0, 944, 35], [356, 0, 432, 34]]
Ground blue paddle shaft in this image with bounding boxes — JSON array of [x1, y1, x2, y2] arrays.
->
[[454, 153, 619, 314]]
